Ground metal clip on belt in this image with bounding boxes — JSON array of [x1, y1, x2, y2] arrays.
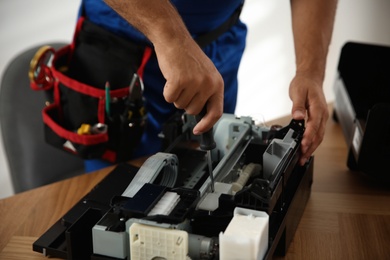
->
[[122, 152, 179, 198]]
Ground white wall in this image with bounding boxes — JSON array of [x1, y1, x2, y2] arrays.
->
[[1, 0, 390, 199]]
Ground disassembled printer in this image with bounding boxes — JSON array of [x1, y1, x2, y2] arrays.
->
[[33, 113, 313, 260]]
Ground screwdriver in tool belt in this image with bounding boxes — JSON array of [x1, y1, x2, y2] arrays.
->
[[196, 107, 216, 193]]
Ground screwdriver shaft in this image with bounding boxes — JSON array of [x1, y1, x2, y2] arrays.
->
[[207, 150, 215, 192]]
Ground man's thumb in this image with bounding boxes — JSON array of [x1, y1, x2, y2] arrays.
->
[[292, 109, 306, 120]]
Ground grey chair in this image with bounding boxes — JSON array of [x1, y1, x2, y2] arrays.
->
[[0, 43, 84, 193]]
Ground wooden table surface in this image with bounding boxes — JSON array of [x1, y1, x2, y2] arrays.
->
[[1, 105, 389, 260]]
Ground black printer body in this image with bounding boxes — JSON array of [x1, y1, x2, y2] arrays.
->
[[33, 113, 313, 260], [333, 41, 390, 182]]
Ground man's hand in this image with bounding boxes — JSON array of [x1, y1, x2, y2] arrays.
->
[[289, 74, 329, 165], [155, 37, 224, 135]]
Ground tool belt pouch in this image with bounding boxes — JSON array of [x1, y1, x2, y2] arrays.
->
[[29, 17, 152, 163]]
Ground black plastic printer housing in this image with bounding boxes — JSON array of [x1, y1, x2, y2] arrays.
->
[[333, 41, 390, 182]]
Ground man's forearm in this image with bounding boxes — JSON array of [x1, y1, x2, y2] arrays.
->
[[103, 0, 192, 47], [290, 0, 338, 82]]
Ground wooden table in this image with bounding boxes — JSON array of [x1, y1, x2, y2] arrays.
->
[[1, 105, 390, 260]]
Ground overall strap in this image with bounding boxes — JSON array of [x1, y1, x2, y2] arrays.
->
[[195, 1, 244, 48]]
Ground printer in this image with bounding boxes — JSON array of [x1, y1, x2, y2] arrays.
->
[[33, 112, 313, 259], [333, 41, 390, 182]]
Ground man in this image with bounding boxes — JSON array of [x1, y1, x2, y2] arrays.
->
[[83, 0, 337, 170]]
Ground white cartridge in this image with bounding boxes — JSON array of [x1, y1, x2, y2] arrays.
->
[[219, 207, 269, 260]]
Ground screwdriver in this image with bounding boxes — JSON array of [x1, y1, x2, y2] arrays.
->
[[196, 107, 216, 192]]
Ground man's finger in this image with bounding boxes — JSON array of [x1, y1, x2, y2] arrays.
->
[[193, 96, 222, 135], [163, 81, 181, 103], [299, 112, 327, 165]]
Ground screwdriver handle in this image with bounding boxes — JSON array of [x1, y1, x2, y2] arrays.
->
[[195, 106, 216, 151]]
